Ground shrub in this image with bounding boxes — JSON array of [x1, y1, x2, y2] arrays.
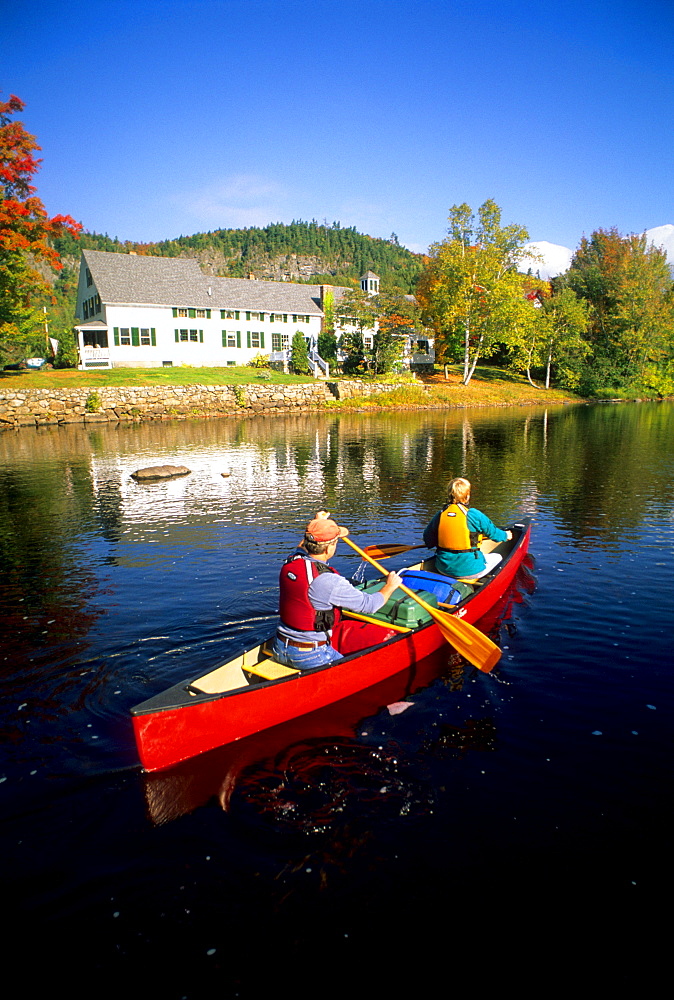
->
[[248, 353, 271, 369], [290, 331, 310, 375], [85, 391, 102, 412]]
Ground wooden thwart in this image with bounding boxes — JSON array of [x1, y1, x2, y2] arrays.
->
[[243, 660, 299, 680]]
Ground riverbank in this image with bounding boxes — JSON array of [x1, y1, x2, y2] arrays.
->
[[0, 365, 582, 428]]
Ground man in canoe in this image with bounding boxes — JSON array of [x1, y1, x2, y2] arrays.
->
[[424, 477, 512, 580], [272, 511, 403, 669]]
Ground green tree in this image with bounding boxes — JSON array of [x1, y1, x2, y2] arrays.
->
[[335, 288, 379, 374], [566, 227, 674, 389], [340, 330, 370, 375], [334, 287, 379, 337], [317, 328, 338, 368], [372, 291, 421, 373], [418, 200, 531, 385], [511, 286, 589, 389], [317, 286, 338, 370], [0, 94, 80, 364], [290, 330, 310, 374]]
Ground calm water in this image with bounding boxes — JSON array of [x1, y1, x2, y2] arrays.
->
[[1, 402, 672, 994]]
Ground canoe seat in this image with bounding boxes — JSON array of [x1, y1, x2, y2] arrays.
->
[[243, 660, 299, 680]]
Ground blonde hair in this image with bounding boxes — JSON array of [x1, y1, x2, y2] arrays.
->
[[447, 477, 471, 504]]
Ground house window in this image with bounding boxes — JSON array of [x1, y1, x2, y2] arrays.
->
[[364, 335, 373, 348], [195, 309, 209, 318], [272, 333, 289, 351], [221, 309, 240, 320], [176, 308, 188, 317], [250, 332, 261, 349], [270, 313, 288, 323], [292, 314, 309, 324], [86, 268, 93, 287], [222, 330, 241, 348], [175, 329, 204, 343], [113, 327, 155, 347]]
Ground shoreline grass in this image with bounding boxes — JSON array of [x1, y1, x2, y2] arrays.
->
[[5, 363, 658, 408]]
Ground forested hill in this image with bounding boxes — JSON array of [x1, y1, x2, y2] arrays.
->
[[53, 220, 423, 293]]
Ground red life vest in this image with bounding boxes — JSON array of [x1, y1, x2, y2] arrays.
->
[[437, 503, 477, 552], [279, 550, 342, 633]]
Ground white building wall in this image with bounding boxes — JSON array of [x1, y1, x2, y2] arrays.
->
[[90, 305, 323, 369]]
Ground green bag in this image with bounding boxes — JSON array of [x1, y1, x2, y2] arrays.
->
[[356, 579, 439, 627]]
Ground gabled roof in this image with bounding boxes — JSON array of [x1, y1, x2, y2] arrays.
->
[[82, 249, 350, 314]]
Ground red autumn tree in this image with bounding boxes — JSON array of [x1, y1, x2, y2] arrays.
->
[[0, 94, 81, 361]]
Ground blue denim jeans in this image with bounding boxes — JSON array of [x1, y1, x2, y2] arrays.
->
[[271, 635, 343, 671]]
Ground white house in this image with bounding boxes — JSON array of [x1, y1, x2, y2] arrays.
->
[[74, 250, 433, 372]]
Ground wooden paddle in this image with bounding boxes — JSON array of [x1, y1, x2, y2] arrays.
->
[[342, 536, 501, 673], [362, 542, 427, 559]]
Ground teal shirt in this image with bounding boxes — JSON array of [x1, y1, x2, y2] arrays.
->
[[423, 507, 508, 578]]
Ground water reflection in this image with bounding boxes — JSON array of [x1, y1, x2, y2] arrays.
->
[[2, 402, 673, 995]]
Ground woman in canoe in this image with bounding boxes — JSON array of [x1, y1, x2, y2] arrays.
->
[[272, 511, 402, 670], [424, 477, 512, 580]]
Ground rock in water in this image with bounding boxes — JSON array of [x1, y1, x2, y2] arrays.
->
[[131, 465, 191, 481]]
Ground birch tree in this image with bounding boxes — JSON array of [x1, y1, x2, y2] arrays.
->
[[418, 200, 532, 385]]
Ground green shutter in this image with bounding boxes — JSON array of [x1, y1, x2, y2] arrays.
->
[[151, 328, 156, 346], [131, 327, 140, 347], [236, 331, 241, 348], [235, 310, 240, 320], [284, 314, 287, 322], [199, 330, 203, 343], [246, 331, 251, 348], [206, 309, 211, 319], [260, 332, 265, 349], [175, 329, 179, 342], [222, 330, 227, 347], [189, 308, 195, 318], [246, 311, 251, 321], [172, 307, 177, 317], [114, 327, 120, 346]]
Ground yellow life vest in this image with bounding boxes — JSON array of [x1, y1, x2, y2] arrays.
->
[[437, 503, 477, 552]]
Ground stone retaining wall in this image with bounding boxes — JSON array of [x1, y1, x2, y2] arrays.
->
[[325, 380, 419, 400], [0, 382, 335, 428]]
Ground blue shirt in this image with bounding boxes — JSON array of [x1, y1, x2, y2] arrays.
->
[[423, 507, 508, 578]]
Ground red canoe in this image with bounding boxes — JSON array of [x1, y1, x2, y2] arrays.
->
[[131, 520, 532, 772]]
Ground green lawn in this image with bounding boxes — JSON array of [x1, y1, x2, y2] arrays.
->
[[0, 365, 316, 389], [0, 363, 584, 407]]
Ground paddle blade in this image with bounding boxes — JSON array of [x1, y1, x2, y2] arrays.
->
[[363, 543, 425, 560], [434, 614, 501, 672]]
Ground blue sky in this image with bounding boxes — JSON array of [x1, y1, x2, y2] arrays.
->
[[2, 0, 673, 253]]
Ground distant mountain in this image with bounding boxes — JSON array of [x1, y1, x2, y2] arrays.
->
[[53, 221, 423, 294], [518, 241, 574, 280], [645, 225, 674, 276]]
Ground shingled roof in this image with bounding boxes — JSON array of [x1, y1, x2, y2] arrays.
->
[[82, 249, 351, 314]]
